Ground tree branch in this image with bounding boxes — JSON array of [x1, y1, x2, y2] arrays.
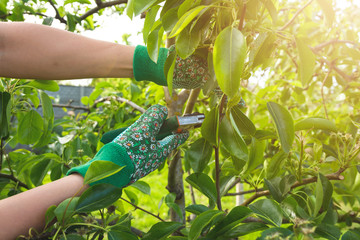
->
[[313, 39, 360, 52], [279, 0, 314, 31], [48, 0, 67, 24], [120, 197, 165, 222], [0, 173, 29, 189], [80, 0, 128, 20], [241, 169, 345, 206], [184, 88, 201, 115], [93, 96, 145, 113]]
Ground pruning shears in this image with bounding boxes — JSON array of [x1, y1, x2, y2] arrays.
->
[[101, 113, 205, 143]]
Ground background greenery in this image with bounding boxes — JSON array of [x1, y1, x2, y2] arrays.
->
[[1, 0, 360, 239]]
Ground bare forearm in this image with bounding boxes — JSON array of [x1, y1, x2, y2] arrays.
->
[[0, 22, 134, 80], [0, 174, 88, 239]]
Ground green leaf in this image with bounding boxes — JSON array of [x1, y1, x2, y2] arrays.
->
[[42, 17, 54, 26], [316, 0, 335, 26], [316, 223, 341, 240], [40, 91, 54, 121], [143, 5, 160, 44], [76, 183, 122, 213], [108, 229, 139, 240], [17, 110, 44, 145], [341, 230, 360, 240], [264, 178, 284, 203], [260, 0, 277, 23], [295, 117, 337, 132], [28, 80, 59, 92], [248, 32, 277, 69], [314, 173, 333, 216], [230, 105, 256, 136], [243, 137, 266, 174], [175, 26, 201, 59], [201, 107, 219, 146], [249, 199, 283, 227], [124, 189, 138, 205], [224, 222, 268, 238], [188, 210, 224, 240], [267, 102, 294, 153], [0, 0, 9, 14], [130, 181, 151, 195], [147, 24, 164, 63], [207, 206, 252, 238], [169, 5, 207, 38], [213, 26, 247, 98], [64, 0, 91, 5], [44, 205, 56, 228], [219, 116, 248, 160], [258, 227, 293, 240], [0, 92, 10, 139], [162, 8, 179, 32], [54, 197, 79, 223], [265, 149, 287, 179], [60, 234, 85, 240], [132, 0, 158, 17], [186, 173, 217, 203], [30, 159, 52, 186], [142, 222, 183, 240], [84, 161, 124, 185], [186, 138, 212, 173], [185, 204, 210, 215], [178, 0, 201, 18], [296, 37, 316, 86]]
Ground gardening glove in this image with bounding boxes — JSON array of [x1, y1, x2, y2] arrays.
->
[[67, 104, 189, 188], [133, 45, 210, 89]]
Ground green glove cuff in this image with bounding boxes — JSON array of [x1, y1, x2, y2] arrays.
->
[[133, 45, 168, 86], [67, 142, 135, 188]]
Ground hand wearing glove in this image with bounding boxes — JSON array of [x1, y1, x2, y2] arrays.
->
[[67, 105, 189, 188], [133, 45, 210, 89]]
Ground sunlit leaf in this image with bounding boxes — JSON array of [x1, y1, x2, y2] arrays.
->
[[267, 102, 294, 153], [169, 5, 207, 38], [213, 26, 247, 98], [295, 117, 337, 132], [296, 38, 316, 86], [84, 160, 124, 185]]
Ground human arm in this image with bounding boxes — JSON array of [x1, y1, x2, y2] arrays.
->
[[0, 174, 88, 240], [0, 22, 134, 80], [0, 22, 209, 88]]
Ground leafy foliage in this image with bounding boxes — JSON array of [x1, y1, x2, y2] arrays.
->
[[1, 0, 360, 239]]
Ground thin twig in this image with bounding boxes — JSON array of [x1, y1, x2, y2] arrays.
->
[[80, 0, 128, 20], [279, 0, 314, 31], [120, 197, 166, 222], [317, 57, 354, 82], [238, 4, 246, 31], [241, 168, 345, 206], [321, 69, 331, 119]]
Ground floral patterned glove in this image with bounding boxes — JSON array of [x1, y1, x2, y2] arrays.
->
[[67, 104, 189, 188], [133, 45, 210, 89]]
